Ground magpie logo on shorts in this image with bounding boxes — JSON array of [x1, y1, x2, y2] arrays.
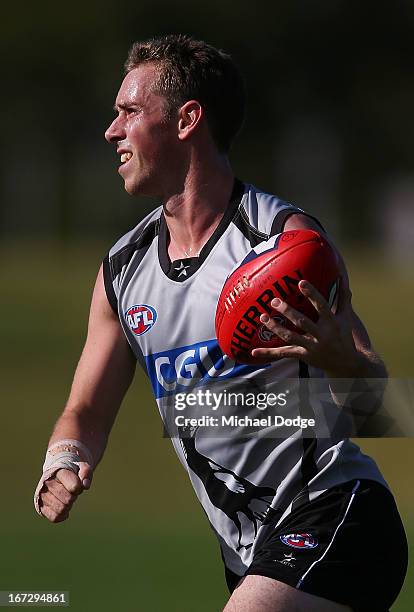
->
[[280, 533, 318, 549], [125, 304, 157, 336], [274, 553, 297, 568]]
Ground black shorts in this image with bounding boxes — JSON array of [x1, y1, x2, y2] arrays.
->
[[224, 480, 408, 612]]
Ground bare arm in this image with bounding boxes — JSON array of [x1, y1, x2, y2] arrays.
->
[[49, 264, 136, 462], [253, 213, 387, 378], [36, 264, 136, 522], [284, 214, 387, 378], [250, 213, 388, 431]]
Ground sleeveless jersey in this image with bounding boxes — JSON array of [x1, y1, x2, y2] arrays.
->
[[103, 180, 386, 575]]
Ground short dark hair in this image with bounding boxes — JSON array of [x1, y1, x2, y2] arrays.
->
[[125, 34, 245, 153]]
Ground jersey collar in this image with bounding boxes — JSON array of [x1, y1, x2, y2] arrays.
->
[[158, 178, 245, 282]]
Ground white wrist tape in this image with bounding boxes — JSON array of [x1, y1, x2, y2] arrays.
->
[[34, 439, 94, 516]]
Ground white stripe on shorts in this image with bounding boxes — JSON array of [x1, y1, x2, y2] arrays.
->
[[296, 480, 361, 589]]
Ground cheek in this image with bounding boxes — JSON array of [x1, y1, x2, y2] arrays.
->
[[130, 119, 176, 163]]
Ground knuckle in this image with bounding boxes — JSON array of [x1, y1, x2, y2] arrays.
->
[[41, 491, 53, 505], [49, 508, 69, 523], [65, 491, 77, 505], [61, 495, 76, 510], [41, 508, 55, 522], [53, 500, 65, 514], [282, 332, 292, 342], [65, 480, 82, 495], [45, 479, 59, 494], [52, 486, 74, 505], [42, 491, 69, 514]]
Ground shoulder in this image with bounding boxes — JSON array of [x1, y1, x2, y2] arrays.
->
[[103, 205, 163, 313], [237, 183, 323, 240], [105, 205, 163, 283], [107, 205, 163, 264]]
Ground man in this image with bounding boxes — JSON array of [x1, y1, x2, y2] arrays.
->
[[34, 35, 407, 611]]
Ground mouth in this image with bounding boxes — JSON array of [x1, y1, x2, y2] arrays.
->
[[118, 150, 133, 173], [120, 152, 132, 163]]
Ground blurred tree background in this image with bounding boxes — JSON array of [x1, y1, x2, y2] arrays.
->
[[2, 0, 414, 249], [1, 1, 413, 611]]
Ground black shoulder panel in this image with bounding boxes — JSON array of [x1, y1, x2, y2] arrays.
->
[[110, 219, 159, 279], [102, 254, 118, 314], [232, 205, 269, 247], [103, 219, 160, 314], [270, 209, 325, 236]]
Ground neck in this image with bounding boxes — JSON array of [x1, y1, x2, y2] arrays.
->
[[163, 152, 235, 260]]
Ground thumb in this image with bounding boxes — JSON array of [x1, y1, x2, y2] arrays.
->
[[76, 461, 94, 490]]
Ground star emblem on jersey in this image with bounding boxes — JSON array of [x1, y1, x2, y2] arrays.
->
[[174, 261, 190, 278], [280, 533, 318, 549], [125, 304, 157, 336]]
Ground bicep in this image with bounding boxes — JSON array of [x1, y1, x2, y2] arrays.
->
[[65, 265, 136, 431]]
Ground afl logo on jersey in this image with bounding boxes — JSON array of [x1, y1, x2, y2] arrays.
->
[[280, 533, 318, 549], [125, 304, 157, 336]]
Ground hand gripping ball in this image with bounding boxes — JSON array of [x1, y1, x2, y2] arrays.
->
[[215, 230, 340, 365]]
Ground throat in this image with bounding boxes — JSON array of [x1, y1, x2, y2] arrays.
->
[[168, 242, 201, 262]]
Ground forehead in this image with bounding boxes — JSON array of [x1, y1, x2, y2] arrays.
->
[[115, 64, 160, 106]]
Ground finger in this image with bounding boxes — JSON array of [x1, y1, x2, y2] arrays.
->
[[268, 298, 319, 336], [251, 345, 308, 363], [40, 490, 70, 516], [44, 479, 77, 506], [54, 469, 83, 495], [298, 280, 332, 317], [260, 313, 314, 350], [77, 462, 93, 490], [40, 503, 69, 524]]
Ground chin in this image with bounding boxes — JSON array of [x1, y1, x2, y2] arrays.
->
[[124, 182, 138, 196], [124, 176, 160, 198], [123, 177, 144, 196]]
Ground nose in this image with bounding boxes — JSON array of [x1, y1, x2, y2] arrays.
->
[[105, 115, 124, 144]]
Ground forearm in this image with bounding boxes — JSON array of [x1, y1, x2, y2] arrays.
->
[[326, 348, 388, 433], [325, 346, 388, 380], [48, 405, 112, 468]]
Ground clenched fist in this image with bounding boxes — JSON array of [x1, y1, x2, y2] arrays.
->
[[38, 464, 93, 523], [34, 440, 94, 522]]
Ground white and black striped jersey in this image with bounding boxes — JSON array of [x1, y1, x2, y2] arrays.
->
[[103, 180, 386, 575]]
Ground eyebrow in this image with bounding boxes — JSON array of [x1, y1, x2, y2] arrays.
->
[[113, 102, 140, 112]]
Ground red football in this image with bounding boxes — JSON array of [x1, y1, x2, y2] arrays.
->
[[215, 229, 340, 365]]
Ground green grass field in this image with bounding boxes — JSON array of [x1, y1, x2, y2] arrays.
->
[[0, 241, 412, 611]]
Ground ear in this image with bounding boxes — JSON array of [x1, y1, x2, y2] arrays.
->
[[177, 100, 203, 141]]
